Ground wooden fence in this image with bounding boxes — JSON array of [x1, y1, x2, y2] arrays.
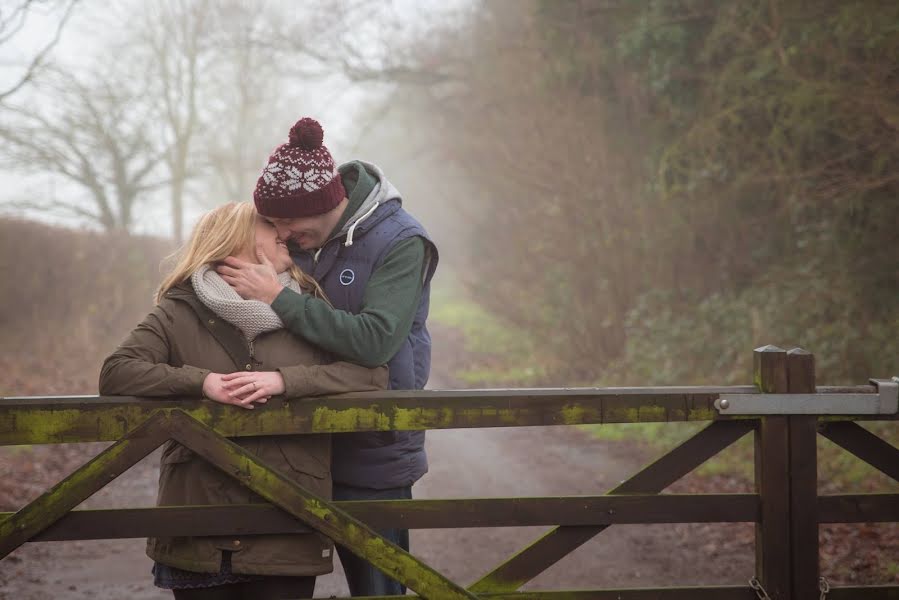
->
[[0, 345, 897, 599]]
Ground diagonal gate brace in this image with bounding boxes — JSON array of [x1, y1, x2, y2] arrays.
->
[[0, 411, 171, 558], [470, 419, 756, 593], [164, 410, 476, 600]]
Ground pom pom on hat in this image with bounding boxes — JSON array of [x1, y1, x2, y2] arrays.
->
[[288, 117, 324, 150]]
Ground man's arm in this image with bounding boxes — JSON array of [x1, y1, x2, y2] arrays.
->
[[272, 237, 427, 367]]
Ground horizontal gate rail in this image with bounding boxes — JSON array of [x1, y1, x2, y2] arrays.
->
[[345, 588, 899, 600], [1, 494, 760, 541], [0, 387, 747, 445], [360, 588, 760, 599], [1, 384, 893, 446], [817, 493, 899, 522], [8, 492, 897, 542], [827, 587, 899, 599]]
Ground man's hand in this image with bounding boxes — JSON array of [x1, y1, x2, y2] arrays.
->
[[202, 373, 268, 409], [216, 245, 284, 303]]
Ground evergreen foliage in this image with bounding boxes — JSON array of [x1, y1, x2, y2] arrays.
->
[[441, 0, 899, 384]]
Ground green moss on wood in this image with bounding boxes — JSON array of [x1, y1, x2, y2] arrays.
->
[[0, 393, 727, 446]]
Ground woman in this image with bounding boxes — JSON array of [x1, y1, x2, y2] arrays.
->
[[99, 202, 387, 600]]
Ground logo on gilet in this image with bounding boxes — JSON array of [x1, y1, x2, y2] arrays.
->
[[339, 269, 355, 286]]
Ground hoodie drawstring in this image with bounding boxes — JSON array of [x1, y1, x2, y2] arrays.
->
[[345, 201, 380, 247]]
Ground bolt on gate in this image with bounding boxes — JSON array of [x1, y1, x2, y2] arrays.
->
[[0, 345, 897, 599]]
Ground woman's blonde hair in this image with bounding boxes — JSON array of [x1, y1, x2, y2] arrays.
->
[[156, 202, 327, 303]]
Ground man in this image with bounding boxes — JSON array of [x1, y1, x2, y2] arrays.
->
[[218, 117, 437, 597]]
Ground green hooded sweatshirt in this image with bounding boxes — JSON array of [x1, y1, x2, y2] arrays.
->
[[270, 161, 427, 367]]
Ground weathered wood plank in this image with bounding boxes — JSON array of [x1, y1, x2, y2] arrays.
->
[[15, 492, 896, 543], [25, 504, 311, 540], [827, 586, 899, 599], [164, 410, 477, 600], [8, 494, 760, 541], [787, 348, 819, 600], [342, 494, 759, 529], [0, 388, 751, 446], [2, 384, 890, 447], [786, 348, 817, 394], [0, 412, 169, 558], [754, 345, 788, 393], [818, 421, 899, 482], [353, 587, 759, 599], [754, 345, 791, 600], [0, 388, 748, 445], [469, 420, 757, 593], [818, 494, 899, 523]]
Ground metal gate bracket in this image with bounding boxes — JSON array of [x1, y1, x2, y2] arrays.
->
[[714, 377, 898, 415]]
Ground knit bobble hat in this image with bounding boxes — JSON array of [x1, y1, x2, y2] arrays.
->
[[253, 117, 347, 218]]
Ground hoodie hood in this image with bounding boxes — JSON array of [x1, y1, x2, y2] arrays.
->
[[334, 160, 403, 247]]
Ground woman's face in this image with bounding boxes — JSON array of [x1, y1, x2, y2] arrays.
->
[[254, 217, 293, 272]]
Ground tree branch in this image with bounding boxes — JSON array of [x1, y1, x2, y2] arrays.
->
[[0, 0, 79, 102]]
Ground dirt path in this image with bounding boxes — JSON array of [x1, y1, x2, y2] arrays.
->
[[0, 376, 754, 599]]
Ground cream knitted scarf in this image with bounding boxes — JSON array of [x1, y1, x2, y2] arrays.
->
[[191, 264, 302, 341]]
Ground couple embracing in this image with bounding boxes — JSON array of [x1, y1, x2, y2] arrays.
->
[[100, 117, 438, 599]]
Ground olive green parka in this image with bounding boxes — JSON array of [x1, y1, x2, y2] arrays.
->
[[99, 282, 387, 576]]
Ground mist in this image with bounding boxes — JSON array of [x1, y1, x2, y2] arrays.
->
[[1, 0, 897, 596]]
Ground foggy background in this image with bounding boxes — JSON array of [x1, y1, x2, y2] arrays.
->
[[3, 0, 898, 386], [1, 0, 897, 596]]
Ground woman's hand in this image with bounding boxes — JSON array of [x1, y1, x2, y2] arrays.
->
[[202, 372, 268, 409], [220, 370, 285, 405]]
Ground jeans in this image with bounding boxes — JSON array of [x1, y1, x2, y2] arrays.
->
[[332, 483, 412, 597]]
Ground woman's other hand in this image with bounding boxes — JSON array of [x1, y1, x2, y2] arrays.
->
[[220, 371, 285, 405], [202, 372, 269, 409]]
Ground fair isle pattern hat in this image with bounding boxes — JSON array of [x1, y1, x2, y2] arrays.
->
[[253, 117, 347, 218]]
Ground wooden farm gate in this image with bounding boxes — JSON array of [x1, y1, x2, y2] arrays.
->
[[0, 345, 897, 599]]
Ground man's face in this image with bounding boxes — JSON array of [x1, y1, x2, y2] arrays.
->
[[265, 198, 347, 251]]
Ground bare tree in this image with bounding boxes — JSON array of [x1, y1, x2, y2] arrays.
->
[[0, 69, 166, 232], [202, 1, 291, 202], [0, 0, 79, 102], [126, 0, 215, 244], [127, 0, 288, 240], [253, 0, 468, 92], [0, 0, 468, 238]]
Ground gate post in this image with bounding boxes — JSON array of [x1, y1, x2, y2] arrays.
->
[[787, 348, 819, 600], [754, 345, 792, 599]]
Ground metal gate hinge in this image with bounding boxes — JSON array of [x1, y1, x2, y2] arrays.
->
[[714, 377, 898, 415], [869, 378, 899, 414]]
